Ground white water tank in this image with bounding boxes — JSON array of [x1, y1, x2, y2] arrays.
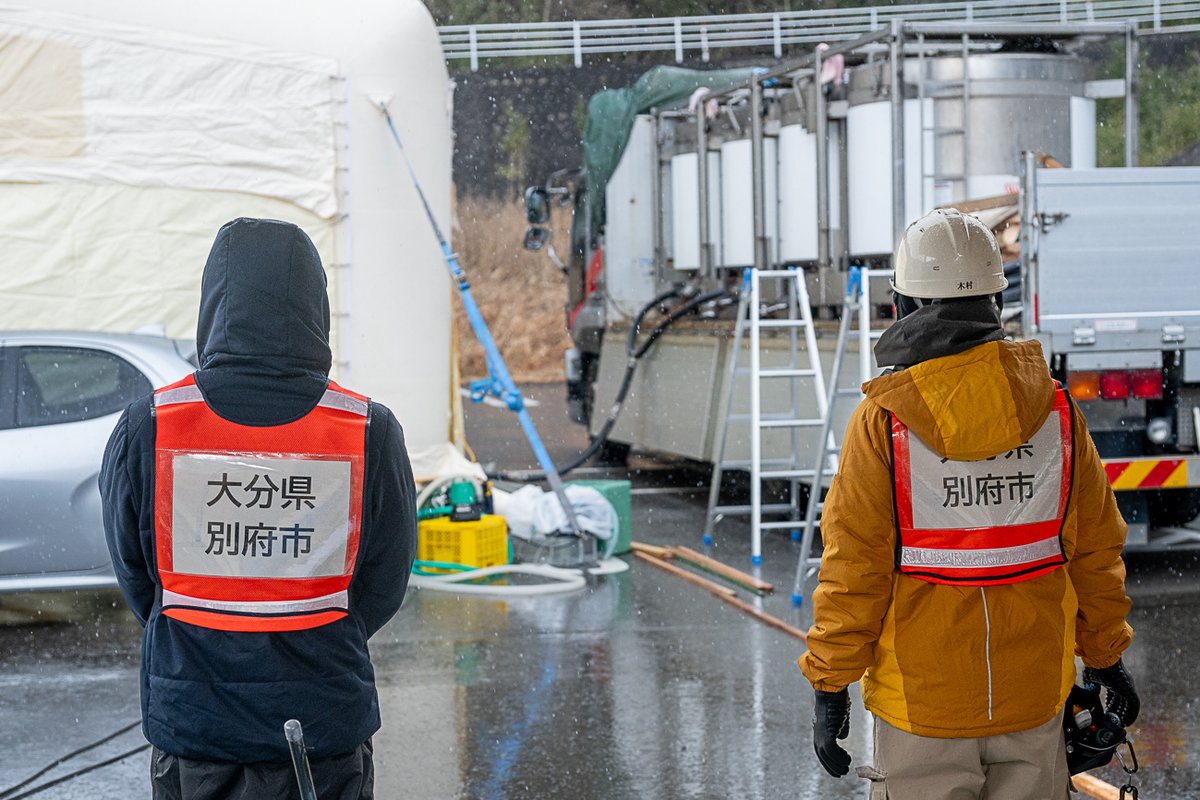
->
[[605, 116, 657, 319], [778, 125, 818, 262], [670, 150, 722, 270], [719, 137, 778, 267], [778, 122, 843, 263], [846, 99, 928, 256]]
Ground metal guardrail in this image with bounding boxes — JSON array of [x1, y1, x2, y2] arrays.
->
[[439, 0, 1200, 69]]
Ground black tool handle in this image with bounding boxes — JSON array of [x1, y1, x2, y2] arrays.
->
[[284, 719, 318, 800]]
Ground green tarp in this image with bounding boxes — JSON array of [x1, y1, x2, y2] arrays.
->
[[582, 65, 757, 232]]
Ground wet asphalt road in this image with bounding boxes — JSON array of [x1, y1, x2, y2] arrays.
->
[[2, 383, 1199, 799]]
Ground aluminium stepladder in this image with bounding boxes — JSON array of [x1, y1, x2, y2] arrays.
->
[[702, 267, 836, 564], [790, 267, 892, 604]]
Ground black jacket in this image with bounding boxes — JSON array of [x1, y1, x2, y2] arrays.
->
[[100, 218, 417, 762]]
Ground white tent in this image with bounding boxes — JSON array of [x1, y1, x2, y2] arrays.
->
[[0, 0, 457, 458]]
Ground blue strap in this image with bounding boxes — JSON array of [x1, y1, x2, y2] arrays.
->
[[846, 265, 862, 300], [378, 106, 581, 536]]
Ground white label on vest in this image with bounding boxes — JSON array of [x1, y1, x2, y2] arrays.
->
[[170, 453, 351, 578], [907, 412, 1063, 530]]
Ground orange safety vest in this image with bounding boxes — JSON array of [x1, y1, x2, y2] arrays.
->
[[890, 388, 1073, 586], [153, 374, 367, 631]]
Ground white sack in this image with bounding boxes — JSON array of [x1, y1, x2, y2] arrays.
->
[[493, 485, 616, 542]]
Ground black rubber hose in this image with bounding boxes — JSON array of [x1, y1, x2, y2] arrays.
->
[[494, 286, 732, 480], [574, 286, 731, 472], [0, 720, 144, 800], [2, 745, 150, 800], [631, 288, 729, 359], [625, 288, 684, 359]]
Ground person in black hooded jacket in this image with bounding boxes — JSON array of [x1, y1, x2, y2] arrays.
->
[[100, 218, 417, 800]]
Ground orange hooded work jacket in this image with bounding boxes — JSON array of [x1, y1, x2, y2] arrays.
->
[[798, 338, 1133, 738]]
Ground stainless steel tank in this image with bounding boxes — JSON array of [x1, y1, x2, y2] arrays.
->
[[845, 50, 1096, 256]]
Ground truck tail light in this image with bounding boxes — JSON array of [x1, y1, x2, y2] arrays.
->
[[1068, 371, 1100, 401], [1130, 369, 1163, 400], [1071, 369, 1163, 401], [1067, 369, 1161, 401], [1099, 370, 1131, 400]]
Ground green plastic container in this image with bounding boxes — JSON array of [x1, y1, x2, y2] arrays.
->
[[568, 479, 632, 556]]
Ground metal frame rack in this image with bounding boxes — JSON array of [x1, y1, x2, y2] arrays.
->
[[661, 20, 1144, 564]]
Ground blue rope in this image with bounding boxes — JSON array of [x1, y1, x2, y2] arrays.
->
[[378, 107, 573, 515]]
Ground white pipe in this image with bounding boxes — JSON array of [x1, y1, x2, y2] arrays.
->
[[411, 564, 586, 595], [410, 558, 629, 596]]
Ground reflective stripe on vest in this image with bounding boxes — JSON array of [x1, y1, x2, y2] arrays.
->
[[890, 388, 1072, 586], [153, 373, 368, 631]]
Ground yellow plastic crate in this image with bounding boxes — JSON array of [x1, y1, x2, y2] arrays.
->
[[418, 514, 509, 572]]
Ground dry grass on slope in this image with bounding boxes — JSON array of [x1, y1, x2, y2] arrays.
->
[[452, 195, 572, 383]]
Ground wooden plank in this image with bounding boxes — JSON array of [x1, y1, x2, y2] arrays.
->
[[1070, 773, 1121, 800], [634, 551, 736, 597], [935, 193, 1017, 213], [670, 546, 775, 593], [630, 541, 674, 559], [1038, 151, 1066, 169], [635, 552, 807, 642], [717, 593, 808, 643]]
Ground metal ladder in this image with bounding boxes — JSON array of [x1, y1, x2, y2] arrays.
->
[[917, 32, 973, 204], [702, 267, 833, 564], [790, 267, 892, 605]]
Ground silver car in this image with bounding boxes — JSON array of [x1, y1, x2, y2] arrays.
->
[[0, 331, 196, 592]]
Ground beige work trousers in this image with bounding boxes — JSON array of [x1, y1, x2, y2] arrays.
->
[[860, 712, 1070, 800]]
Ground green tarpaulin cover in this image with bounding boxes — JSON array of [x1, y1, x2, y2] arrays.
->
[[583, 65, 756, 231]]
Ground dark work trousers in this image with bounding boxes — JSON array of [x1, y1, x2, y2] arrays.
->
[[150, 739, 373, 800]]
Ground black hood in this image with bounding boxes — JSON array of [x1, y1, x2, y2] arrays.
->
[[196, 217, 331, 375], [193, 218, 333, 426], [873, 299, 1004, 369]]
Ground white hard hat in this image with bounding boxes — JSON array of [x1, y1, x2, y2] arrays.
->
[[892, 208, 1007, 299]]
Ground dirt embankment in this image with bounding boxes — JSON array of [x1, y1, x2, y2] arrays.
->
[[452, 195, 572, 383]]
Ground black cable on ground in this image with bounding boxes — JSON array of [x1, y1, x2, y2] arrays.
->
[[2, 744, 150, 800], [0, 720, 143, 800], [496, 285, 734, 481]]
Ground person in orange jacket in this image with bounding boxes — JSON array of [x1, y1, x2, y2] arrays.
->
[[799, 208, 1139, 798]]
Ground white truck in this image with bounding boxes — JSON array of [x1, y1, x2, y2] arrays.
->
[[1021, 160, 1200, 543]]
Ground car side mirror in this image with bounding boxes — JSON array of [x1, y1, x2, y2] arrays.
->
[[523, 226, 550, 251], [524, 186, 551, 225]]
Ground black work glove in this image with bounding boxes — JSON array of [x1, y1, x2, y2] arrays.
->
[[1083, 658, 1140, 727], [812, 688, 852, 777]]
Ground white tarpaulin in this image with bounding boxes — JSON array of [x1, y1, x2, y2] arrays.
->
[[0, 6, 343, 357], [0, 182, 338, 350], [0, 0, 456, 452], [0, 7, 340, 216]]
